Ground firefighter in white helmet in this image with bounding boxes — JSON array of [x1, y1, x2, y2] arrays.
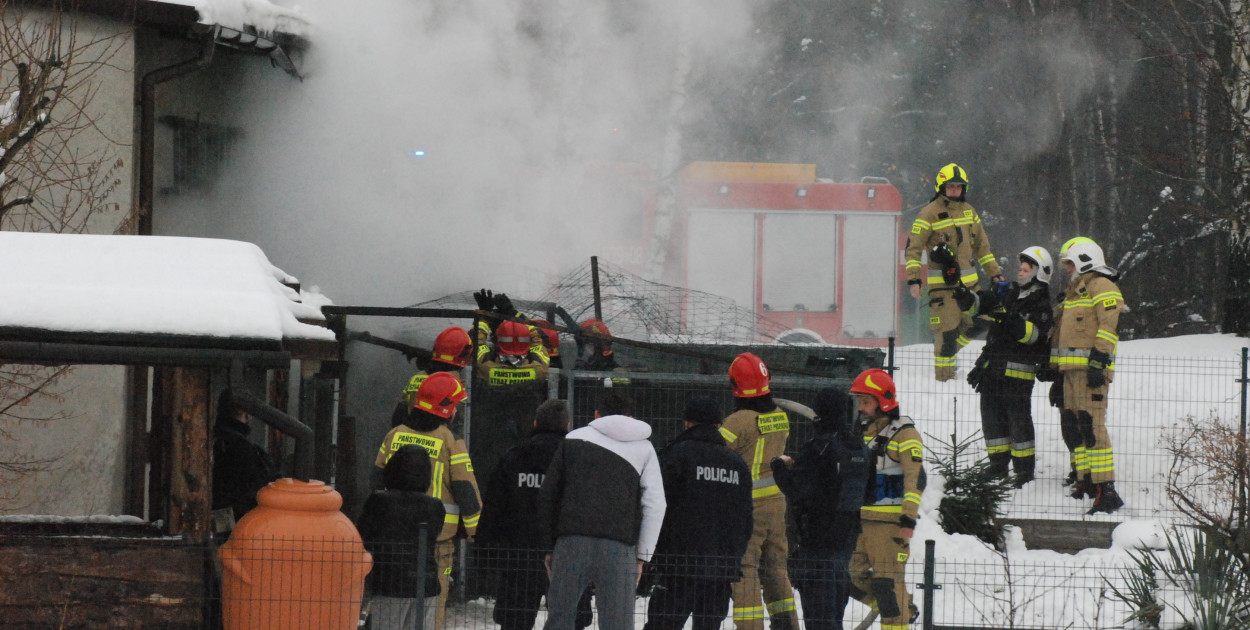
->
[[966, 246, 1055, 487], [904, 163, 1004, 381], [1047, 237, 1125, 514]]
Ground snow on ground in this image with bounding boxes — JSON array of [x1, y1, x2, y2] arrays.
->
[[442, 334, 1248, 630]]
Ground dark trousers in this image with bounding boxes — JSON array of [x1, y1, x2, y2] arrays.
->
[[792, 548, 854, 630], [979, 377, 1037, 475], [643, 573, 732, 630]]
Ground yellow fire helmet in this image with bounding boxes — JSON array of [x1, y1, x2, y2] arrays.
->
[[934, 163, 970, 193]]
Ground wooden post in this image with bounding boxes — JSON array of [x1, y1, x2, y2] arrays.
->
[[124, 366, 150, 519], [166, 366, 212, 543], [149, 367, 173, 529]]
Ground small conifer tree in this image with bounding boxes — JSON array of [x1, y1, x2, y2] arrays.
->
[[928, 431, 1014, 549]]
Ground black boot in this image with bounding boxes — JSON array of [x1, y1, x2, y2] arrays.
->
[[1063, 466, 1078, 486], [1088, 482, 1124, 514], [988, 452, 1011, 479], [1070, 474, 1093, 500], [1012, 456, 1035, 488]]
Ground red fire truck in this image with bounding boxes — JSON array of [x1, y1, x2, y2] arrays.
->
[[593, 161, 906, 347]]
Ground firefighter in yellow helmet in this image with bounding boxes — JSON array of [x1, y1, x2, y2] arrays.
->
[[1047, 237, 1125, 514], [904, 164, 1004, 381], [374, 372, 482, 630], [720, 353, 798, 630], [848, 368, 922, 629]]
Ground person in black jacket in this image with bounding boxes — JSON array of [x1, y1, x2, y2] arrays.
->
[[643, 397, 753, 630], [539, 393, 666, 630], [478, 399, 592, 630], [967, 246, 1055, 487], [211, 389, 278, 532], [358, 444, 446, 630], [771, 387, 870, 630]]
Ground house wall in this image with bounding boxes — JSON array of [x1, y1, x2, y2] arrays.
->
[[0, 9, 133, 517]]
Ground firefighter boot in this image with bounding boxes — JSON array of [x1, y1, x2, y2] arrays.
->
[[769, 615, 794, 630], [988, 452, 1011, 480], [1063, 465, 1078, 487], [1070, 473, 1094, 500], [1088, 482, 1125, 515], [1012, 455, 1036, 488]]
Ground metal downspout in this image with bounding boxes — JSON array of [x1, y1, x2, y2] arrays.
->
[[136, 26, 218, 236], [126, 28, 219, 516]]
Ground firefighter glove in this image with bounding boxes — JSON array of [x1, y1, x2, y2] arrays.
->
[[1088, 349, 1112, 371], [1048, 379, 1064, 408], [975, 289, 1000, 314], [899, 515, 917, 539], [473, 289, 494, 311], [966, 365, 985, 392], [493, 292, 517, 317], [954, 287, 977, 312], [1087, 367, 1107, 389], [1036, 364, 1059, 382], [1087, 349, 1111, 388]]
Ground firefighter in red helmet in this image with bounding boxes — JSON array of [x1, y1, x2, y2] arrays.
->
[[470, 289, 550, 387], [847, 368, 923, 628], [532, 319, 563, 369], [575, 318, 618, 370], [395, 327, 473, 426], [474, 319, 550, 387], [374, 372, 482, 630], [720, 353, 798, 630]]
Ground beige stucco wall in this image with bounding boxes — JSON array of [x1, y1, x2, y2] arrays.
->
[[0, 9, 133, 516]]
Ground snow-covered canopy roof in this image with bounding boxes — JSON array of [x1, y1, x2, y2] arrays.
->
[[160, 0, 312, 39], [0, 232, 335, 364]]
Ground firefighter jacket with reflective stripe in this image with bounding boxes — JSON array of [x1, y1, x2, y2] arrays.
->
[[859, 415, 924, 524], [720, 407, 790, 501], [904, 197, 1001, 287], [474, 321, 550, 386], [1052, 272, 1123, 373], [375, 423, 482, 541], [976, 280, 1053, 380], [652, 423, 754, 580], [477, 429, 567, 550]]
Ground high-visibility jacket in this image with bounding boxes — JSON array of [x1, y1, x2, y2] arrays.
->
[[719, 407, 790, 501], [474, 320, 550, 386], [1051, 272, 1124, 374], [859, 415, 924, 525], [375, 423, 482, 541], [904, 196, 1001, 288]]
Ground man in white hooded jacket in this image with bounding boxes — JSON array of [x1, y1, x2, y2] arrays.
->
[[539, 392, 667, 630]]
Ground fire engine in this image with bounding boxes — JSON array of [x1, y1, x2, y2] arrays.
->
[[593, 161, 906, 347]]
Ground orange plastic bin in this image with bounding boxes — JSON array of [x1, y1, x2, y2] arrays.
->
[[218, 479, 372, 629]]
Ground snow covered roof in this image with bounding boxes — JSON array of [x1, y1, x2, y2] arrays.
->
[[0, 232, 335, 363], [159, 0, 312, 39]]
